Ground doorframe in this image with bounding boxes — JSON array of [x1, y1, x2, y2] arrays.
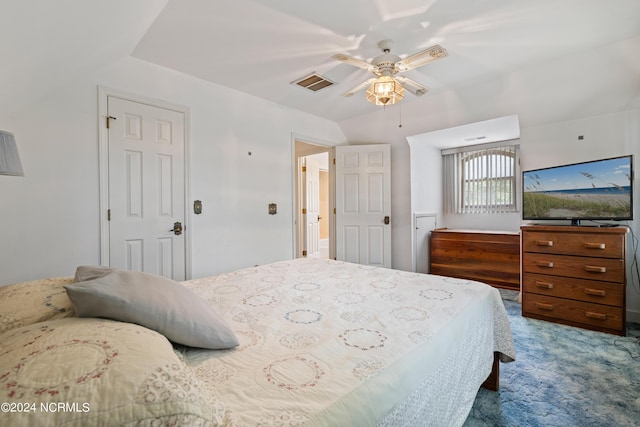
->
[[291, 134, 335, 260], [97, 86, 192, 279]]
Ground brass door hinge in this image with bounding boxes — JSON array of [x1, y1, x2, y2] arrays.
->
[[302, 166, 306, 172], [106, 116, 116, 129], [302, 208, 307, 214], [302, 250, 307, 256], [333, 158, 336, 165], [107, 209, 111, 221]]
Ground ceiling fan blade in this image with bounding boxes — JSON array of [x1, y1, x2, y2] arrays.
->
[[395, 76, 429, 96], [341, 78, 377, 97], [332, 54, 376, 72], [394, 45, 448, 72]]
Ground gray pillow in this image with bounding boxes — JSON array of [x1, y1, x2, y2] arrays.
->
[[65, 267, 239, 350]]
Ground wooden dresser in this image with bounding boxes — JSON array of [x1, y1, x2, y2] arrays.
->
[[430, 229, 520, 290], [521, 224, 627, 335]]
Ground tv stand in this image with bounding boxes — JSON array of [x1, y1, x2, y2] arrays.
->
[[521, 224, 627, 335]]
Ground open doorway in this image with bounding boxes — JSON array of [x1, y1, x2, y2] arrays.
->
[[294, 139, 333, 260]]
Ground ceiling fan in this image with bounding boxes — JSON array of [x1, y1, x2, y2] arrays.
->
[[333, 39, 447, 106]]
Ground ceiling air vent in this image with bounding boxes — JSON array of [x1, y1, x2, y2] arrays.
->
[[292, 73, 335, 92]]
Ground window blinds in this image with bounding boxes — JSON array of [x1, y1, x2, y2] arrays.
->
[[443, 143, 519, 214]]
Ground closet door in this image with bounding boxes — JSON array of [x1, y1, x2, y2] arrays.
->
[[107, 96, 186, 280]]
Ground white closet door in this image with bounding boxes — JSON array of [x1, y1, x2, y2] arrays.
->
[[107, 96, 186, 280]]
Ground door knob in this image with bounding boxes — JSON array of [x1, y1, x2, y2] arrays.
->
[[384, 216, 390, 225], [170, 221, 183, 236]]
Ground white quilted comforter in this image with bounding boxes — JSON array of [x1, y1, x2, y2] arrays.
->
[[180, 258, 515, 426]]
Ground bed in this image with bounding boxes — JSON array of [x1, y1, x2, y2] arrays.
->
[[0, 258, 515, 426]]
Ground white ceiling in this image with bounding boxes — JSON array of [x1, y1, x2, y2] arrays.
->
[[131, 0, 640, 122], [2, 0, 640, 125]]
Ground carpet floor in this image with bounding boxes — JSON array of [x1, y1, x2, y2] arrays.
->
[[464, 299, 640, 427]]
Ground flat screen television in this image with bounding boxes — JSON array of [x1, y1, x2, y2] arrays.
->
[[522, 155, 633, 225]]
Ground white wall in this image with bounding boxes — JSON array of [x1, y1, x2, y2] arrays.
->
[[408, 143, 442, 219], [0, 56, 347, 284]]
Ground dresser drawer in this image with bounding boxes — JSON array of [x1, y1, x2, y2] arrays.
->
[[523, 294, 623, 331], [523, 253, 625, 283], [522, 273, 624, 307], [523, 231, 624, 258]]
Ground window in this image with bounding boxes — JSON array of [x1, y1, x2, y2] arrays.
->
[[443, 142, 520, 214]]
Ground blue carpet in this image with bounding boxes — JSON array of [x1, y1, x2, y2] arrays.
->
[[464, 300, 640, 427]]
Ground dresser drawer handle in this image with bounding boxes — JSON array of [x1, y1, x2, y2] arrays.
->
[[536, 261, 554, 268], [535, 302, 554, 311], [584, 265, 606, 273], [535, 281, 554, 289], [585, 311, 607, 321], [584, 288, 607, 297], [534, 240, 554, 246], [583, 242, 606, 250]]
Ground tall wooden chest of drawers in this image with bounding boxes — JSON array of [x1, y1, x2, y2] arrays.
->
[[521, 225, 627, 336]]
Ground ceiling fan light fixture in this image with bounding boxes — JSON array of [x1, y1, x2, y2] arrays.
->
[[366, 75, 404, 106]]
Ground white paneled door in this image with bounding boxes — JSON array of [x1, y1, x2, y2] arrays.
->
[[335, 144, 391, 268], [107, 96, 186, 280]]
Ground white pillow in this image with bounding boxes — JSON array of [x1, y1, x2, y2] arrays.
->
[[65, 267, 239, 350]]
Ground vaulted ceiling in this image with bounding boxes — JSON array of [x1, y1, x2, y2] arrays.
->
[[131, 0, 640, 123], [2, 0, 640, 124]]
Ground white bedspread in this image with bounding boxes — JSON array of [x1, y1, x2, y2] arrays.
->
[[180, 258, 515, 426]]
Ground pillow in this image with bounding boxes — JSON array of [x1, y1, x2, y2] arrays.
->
[[0, 277, 75, 333], [65, 267, 239, 349]]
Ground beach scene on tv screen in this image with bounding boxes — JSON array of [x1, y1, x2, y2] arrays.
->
[[523, 157, 632, 219]]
